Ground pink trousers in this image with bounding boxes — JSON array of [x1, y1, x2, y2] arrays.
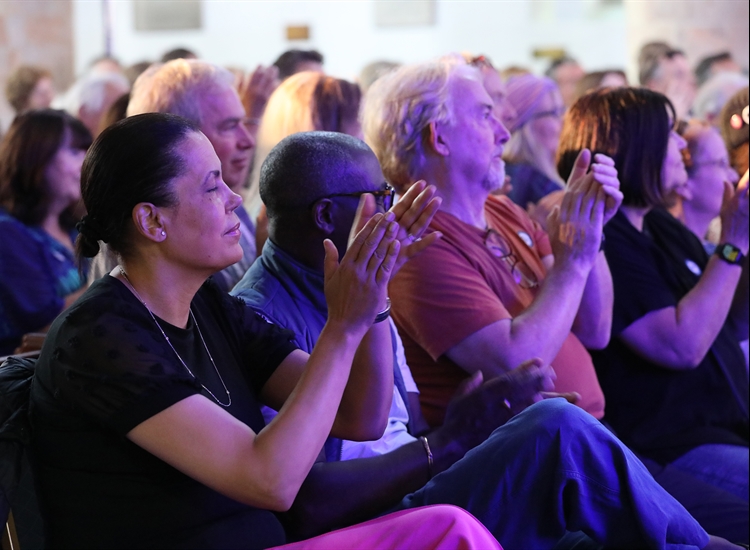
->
[[271, 504, 502, 550]]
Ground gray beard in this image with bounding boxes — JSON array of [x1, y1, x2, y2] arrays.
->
[[481, 165, 505, 193]]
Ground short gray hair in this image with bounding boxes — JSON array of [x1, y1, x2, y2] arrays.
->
[[127, 59, 234, 124], [362, 55, 478, 192]]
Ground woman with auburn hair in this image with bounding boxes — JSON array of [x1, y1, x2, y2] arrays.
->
[[28, 112, 496, 549], [0, 109, 92, 355], [557, 87, 749, 504], [245, 71, 362, 223]]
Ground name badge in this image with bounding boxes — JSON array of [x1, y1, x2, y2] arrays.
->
[[517, 231, 533, 248], [685, 259, 702, 276]]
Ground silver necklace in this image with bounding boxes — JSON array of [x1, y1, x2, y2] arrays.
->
[[118, 266, 232, 407]]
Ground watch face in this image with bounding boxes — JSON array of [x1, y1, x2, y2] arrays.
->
[[719, 244, 743, 264]]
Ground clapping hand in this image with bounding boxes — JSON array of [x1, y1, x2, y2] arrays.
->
[[439, 358, 560, 452], [348, 180, 443, 276], [547, 149, 606, 272], [238, 65, 280, 120], [324, 212, 400, 335], [719, 170, 750, 255]]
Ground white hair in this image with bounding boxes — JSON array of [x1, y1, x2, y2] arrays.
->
[[58, 71, 130, 116]]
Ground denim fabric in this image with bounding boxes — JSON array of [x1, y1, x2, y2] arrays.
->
[[670, 444, 749, 503], [397, 400, 710, 550]]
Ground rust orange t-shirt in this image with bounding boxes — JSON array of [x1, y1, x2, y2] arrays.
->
[[390, 195, 605, 427]]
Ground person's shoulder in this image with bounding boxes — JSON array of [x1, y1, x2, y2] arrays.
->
[[231, 258, 281, 311], [53, 275, 134, 328], [199, 275, 283, 335], [0, 211, 35, 243], [646, 207, 690, 235]]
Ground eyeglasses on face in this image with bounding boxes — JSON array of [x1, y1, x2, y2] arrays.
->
[[483, 228, 539, 289], [308, 183, 395, 212]]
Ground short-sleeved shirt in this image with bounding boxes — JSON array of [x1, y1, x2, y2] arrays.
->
[[590, 208, 749, 464], [0, 209, 86, 354], [390, 195, 605, 426], [30, 275, 298, 549]]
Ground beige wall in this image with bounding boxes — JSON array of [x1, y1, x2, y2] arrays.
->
[[0, 0, 74, 131], [625, 0, 750, 82]]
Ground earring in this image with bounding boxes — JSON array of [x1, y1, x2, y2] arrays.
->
[[161, 230, 166, 237]]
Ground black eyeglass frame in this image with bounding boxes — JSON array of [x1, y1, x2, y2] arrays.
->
[[483, 228, 539, 289], [307, 183, 395, 212]]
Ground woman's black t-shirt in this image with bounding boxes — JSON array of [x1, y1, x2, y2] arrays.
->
[[591, 209, 749, 464], [30, 275, 298, 549]]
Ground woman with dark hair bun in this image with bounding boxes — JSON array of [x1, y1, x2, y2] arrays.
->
[[0, 109, 92, 355], [558, 88, 749, 504], [29, 112, 496, 549]]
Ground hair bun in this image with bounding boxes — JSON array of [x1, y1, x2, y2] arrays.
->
[[75, 231, 101, 258], [75, 215, 108, 258], [76, 215, 107, 241]]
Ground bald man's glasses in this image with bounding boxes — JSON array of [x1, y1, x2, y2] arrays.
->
[[310, 183, 395, 212]]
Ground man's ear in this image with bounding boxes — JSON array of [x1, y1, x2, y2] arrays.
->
[[427, 121, 450, 156], [311, 198, 336, 235], [132, 203, 168, 242]]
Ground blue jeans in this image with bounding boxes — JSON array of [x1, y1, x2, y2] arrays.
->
[[670, 443, 749, 503], [396, 400, 709, 550]]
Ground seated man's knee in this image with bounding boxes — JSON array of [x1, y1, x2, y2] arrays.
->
[[515, 399, 598, 437]]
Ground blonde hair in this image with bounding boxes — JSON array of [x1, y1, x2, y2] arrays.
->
[[361, 55, 478, 192], [502, 108, 564, 186], [246, 71, 361, 214]]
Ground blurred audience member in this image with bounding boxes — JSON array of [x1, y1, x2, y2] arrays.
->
[[639, 41, 696, 121], [638, 41, 672, 82], [573, 69, 628, 103], [670, 121, 740, 248], [695, 52, 742, 88], [160, 47, 198, 62], [124, 61, 153, 87], [236, 65, 280, 141], [57, 71, 130, 138], [358, 60, 401, 94], [98, 93, 130, 134], [466, 55, 517, 128], [499, 65, 530, 81], [693, 72, 748, 127], [246, 71, 362, 232], [720, 87, 749, 175], [88, 55, 124, 76], [545, 56, 584, 108], [503, 74, 565, 207], [5, 65, 55, 116], [673, 122, 749, 372], [272, 49, 324, 80], [88, 59, 258, 291], [0, 110, 91, 355]]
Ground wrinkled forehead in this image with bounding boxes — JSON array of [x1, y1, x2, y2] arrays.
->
[[449, 69, 490, 106]]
